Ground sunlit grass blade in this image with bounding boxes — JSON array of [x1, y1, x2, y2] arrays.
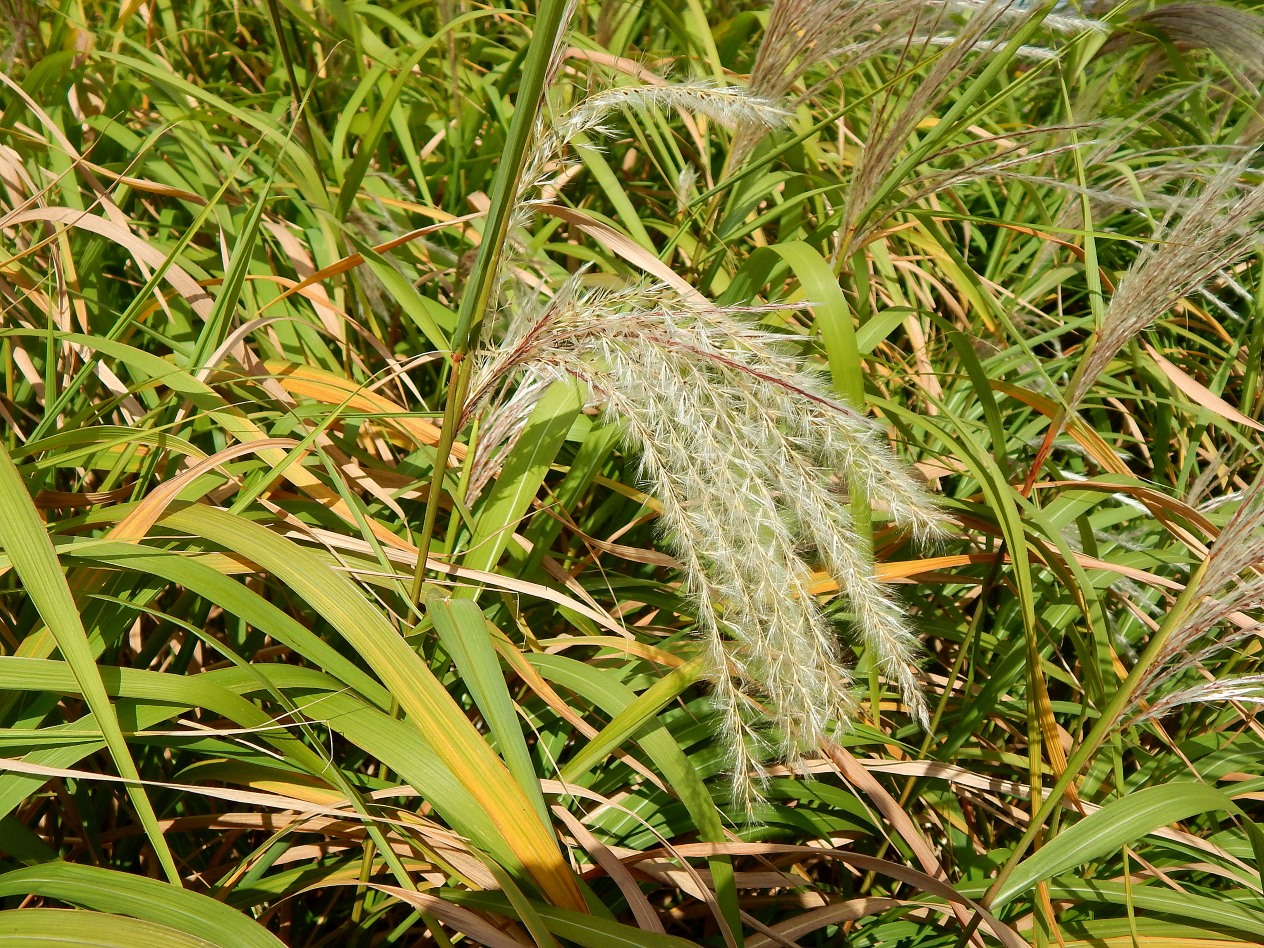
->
[[155, 504, 585, 910]]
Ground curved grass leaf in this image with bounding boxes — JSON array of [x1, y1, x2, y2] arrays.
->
[[0, 863, 284, 948], [996, 782, 1246, 907], [156, 504, 584, 910]]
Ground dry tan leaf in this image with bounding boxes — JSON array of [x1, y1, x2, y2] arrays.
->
[[4, 207, 213, 319], [536, 203, 708, 302], [1145, 342, 1264, 432]]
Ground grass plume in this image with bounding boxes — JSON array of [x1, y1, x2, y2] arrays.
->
[[469, 279, 947, 808], [1065, 155, 1264, 413]]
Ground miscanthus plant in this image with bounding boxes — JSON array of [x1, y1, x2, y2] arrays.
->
[[4, 0, 1264, 946], [467, 72, 948, 806]]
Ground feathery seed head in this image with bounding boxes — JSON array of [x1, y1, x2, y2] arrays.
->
[[478, 48, 943, 810], [471, 280, 948, 808], [1128, 676, 1264, 727]]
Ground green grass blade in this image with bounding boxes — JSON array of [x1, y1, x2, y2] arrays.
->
[[0, 909, 220, 947], [995, 782, 1245, 907], [0, 863, 285, 948], [460, 381, 582, 575], [426, 589, 551, 827], [560, 657, 704, 784]]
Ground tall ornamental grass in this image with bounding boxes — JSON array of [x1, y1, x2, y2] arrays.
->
[[0, 1, 1262, 946]]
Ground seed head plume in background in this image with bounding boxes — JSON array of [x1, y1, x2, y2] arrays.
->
[[1064, 155, 1264, 414], [1127, 478, 1264, 727], [1019, 152, 1264, 492], [732, 0, 1109, 174], [1100, 2, 1264, 87]]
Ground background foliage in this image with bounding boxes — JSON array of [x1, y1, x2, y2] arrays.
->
[[1, 0, 1263, 945]]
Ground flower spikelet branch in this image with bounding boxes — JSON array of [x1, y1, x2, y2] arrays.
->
[[1128, 479, 1264, 720]]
